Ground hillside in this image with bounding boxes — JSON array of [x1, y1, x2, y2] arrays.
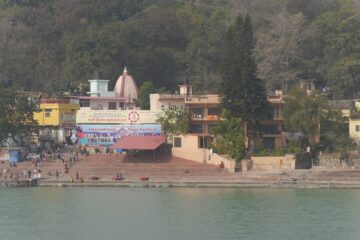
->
[[0, 0, 359, 98]]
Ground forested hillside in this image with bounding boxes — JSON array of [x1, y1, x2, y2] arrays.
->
[[0, 0, 359, 98]]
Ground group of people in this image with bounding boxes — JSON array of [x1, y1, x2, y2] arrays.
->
[[1, 168, 16, 181]]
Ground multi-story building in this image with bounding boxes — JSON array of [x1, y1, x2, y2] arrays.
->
[[257, 90, 286, 149], [150, 83, 286, 151], [150, 83, 220, 148], [33, 98, 80, 148]]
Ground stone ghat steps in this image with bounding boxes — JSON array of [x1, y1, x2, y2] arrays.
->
[[4, 162, 66, 175], [67, 155, 231, 180], [305, 177, 360, 182], [69, 168, 228, 177]]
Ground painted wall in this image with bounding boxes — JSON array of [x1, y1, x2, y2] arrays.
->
[[349, 118, 360, 139], [172, 134, 207, 163], [34, 103, 79, 126], [171, 134, 236, 172], [150, 94, 185, 111]]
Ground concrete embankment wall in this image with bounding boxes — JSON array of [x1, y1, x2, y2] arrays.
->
[[206, 153, 236, 173], [243, 153, 311, 171], [172, 134, 311, 172], [248, 155, 295, 171]]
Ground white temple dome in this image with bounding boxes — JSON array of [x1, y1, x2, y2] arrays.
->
[[114, 67, 138, 102]]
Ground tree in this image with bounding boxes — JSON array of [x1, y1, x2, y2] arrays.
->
[[135, 81, 156, 110], [220, 15, 270, 153], [314, 0, 360, 98], [221, 15, 269, 121], [0, 86, 38, 146], [45, 80, 80, 98], [319, 106, 353, 153], [283, 88, 325, 146], [212, 110, 245, 162], [283, 87, 352, 151], [156, 108, 189, 140], [179, 4, 228, 93], [256, 7, 312, 91]]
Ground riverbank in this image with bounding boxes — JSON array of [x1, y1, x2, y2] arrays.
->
[[36, 179, 360, 189], [35, 168, 360, 189], [3, 153, 360, 189]]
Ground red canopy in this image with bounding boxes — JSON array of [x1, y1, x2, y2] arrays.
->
[[110, 135, 167, 151]]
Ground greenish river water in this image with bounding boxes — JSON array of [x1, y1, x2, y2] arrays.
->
[[1, 187, 360, 240]]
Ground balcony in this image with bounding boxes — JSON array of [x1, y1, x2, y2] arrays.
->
[[157, 94, 187, 100], [185, 95, 221, 104]]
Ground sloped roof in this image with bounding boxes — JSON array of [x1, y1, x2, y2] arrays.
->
[[110, 135, 166, 150]]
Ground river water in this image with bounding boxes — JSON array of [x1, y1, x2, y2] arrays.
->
[[1, 187, 360, 240]]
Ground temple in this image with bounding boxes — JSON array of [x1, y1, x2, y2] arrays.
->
[[77, 67, 139, 110]]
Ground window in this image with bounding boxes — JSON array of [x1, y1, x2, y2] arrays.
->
[[190, 124, 203, 133], [198, 136, 211, 149], [44, 109, 52, 118], [356, 125, 360, 132], [119, 102, 124, 109], [208, 108, 219, 116], [259, 124, 279, 134], [79, 99, 90, 107], [108, 102, 117, 110], [174, 137, 182, 148], [273, 109, 278, 119]]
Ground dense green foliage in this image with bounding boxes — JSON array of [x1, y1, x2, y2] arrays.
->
[[156, 108, 189, 139], [283, 88, 325, 145], [314, 0, 360, 98], [212, 110, 245, 162], [135, 81, 156, 110], [284, 87, 352, 151], [0, 0, 359, 98], [220, 14, 269, 121], [0, 86, 38, 146]]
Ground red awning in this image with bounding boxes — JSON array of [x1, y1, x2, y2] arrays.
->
[[110, 135, 167, 151]]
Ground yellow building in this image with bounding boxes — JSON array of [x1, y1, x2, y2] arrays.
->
[[33, 99, 79, 147], [349, 104, 360, 144]]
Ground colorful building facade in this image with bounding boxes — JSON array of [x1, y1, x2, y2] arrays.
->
[[33, 99, 79, 146], [73, 68, 163, 148]]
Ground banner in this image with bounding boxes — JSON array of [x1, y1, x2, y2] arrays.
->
[[76, 124, 162, 146], [0, 148, 9, 161], [76, 110, 163, 124], [0, 148, 21, 162]]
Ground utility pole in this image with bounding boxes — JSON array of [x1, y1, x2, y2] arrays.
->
[[203, 121, 206, 163]]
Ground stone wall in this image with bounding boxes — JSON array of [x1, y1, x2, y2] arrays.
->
[[318, 151, 360, 168]]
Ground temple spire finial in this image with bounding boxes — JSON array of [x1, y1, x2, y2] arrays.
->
[[123, 66, 128, 74]]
